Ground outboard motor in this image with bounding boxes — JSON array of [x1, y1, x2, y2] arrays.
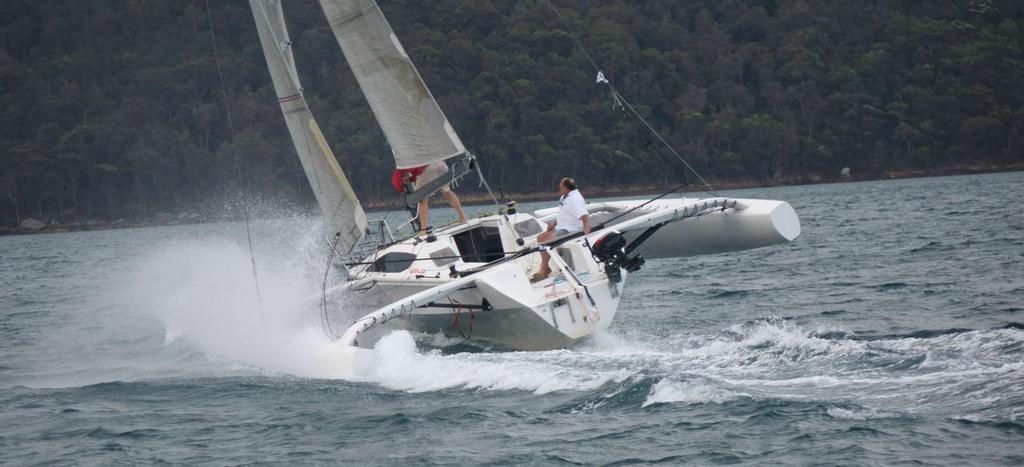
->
[[591, 231, 645, 283]]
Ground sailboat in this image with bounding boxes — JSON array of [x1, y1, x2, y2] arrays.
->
[[248, 0, 800, 373]]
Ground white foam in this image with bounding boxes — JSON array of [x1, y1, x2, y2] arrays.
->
[[361, 331, 634, 394], [579, 328, 648, 352], [642, 379, 741, 407], [126, 237, 355, 379], [826, 405, 895, 420]]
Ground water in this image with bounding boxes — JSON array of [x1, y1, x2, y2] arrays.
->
[[2, 172, 1022, 465]]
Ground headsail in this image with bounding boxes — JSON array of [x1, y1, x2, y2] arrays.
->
[[249, 0, 367, 252], [319, 0, 467, 169]]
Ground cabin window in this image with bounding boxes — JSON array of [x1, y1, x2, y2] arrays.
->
[[453, 226, 504, 263], [514, 219, 544, 237], [368, 252, 416, 273], [430, 247, 458, 266]]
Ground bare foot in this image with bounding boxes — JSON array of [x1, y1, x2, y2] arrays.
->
[[530, 271, 549, 282]]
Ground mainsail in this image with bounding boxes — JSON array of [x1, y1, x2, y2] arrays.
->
[[249, 0, 367, 251], [319, 0, 467, 169]]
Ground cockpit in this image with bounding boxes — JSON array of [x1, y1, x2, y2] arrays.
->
[[354, 214, 546, 277]]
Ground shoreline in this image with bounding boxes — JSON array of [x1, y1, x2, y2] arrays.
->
[[366, 162, 1024, 210], [4, 163, 1022, 236]]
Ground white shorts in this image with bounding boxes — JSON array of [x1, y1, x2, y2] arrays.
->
[[416, 161, 450, 192]]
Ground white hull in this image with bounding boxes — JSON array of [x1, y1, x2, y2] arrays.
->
[[535, 197, 800, 259], [330, 195, 800, 361], [321, 195, 801, 376], [330, 212, 626, 351], [337, 263, 622, 351]]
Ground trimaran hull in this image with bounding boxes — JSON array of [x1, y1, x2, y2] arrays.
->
[[536, 197, 801, 259], [247, 1, 801, 376], [332, 196, 797, 353], [331, 229, 626, 351]]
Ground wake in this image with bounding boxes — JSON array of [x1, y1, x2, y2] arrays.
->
[[122, 236, 1023, 422]]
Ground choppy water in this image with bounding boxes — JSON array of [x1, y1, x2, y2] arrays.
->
[[2, 172, 1023, 465]]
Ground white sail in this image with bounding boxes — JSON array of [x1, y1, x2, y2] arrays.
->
[[249, 0, 367, 251], [319, 0, 467, 169]]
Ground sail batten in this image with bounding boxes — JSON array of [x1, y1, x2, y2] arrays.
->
[[250, 0, 367, 252], [319, 0, 466, 169]]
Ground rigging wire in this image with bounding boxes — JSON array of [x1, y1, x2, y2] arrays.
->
[[344, 250, 521, 267], [319, 191, 403, 339], [471, 155, 503, 211], [204, 0, 264, 317], [544, 0, 719, 197], [378, 191, 405, 237], [320, 232, 342, 339], [471, 155, 524, 246]]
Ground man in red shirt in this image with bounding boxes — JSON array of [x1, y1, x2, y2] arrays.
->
[[392, 161, 467, 233]]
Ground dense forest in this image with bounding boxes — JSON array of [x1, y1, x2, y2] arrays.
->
[[1, 0, 1022, 228]]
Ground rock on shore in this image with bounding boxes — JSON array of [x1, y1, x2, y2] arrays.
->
[[19, 219, 47, 231]]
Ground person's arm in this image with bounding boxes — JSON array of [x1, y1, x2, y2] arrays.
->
[[581, 214, 590, 235]]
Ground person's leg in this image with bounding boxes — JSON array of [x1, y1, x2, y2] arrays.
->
[[417, 198, 429, 234], [442, 189, 466, 223], [532, 250, 552, 281], [531, 229, 555, 281]]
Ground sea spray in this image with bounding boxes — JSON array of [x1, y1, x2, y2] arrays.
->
[[363, 331, 633, 393], [121, 232, 636, 389], [125, 235, 356, 379]]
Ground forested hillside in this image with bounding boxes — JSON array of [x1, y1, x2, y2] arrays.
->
[[1, 0, 1022, 227]]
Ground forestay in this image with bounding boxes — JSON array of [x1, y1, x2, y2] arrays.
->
[[250, 0, 367, 252], [319, 0, 467, 169]]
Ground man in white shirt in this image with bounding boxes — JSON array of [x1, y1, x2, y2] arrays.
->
[[531, 177, 590, 281]]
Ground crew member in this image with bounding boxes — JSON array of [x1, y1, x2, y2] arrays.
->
[[532, 177, 590, 281], [391, 161, 467, 233]]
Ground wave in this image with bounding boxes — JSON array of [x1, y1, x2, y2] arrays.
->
[[147, 287, 1024, 406], [909, 241, 948, 253], [371, 319, 1020, 403], [826, 405, 899, 420], [360, 331, 634, 394], [705, 289, 751, 299], [641, 379, 744, 407], [871, 282, 909, 290], [338, 318, 1024, 418], [950, 417, 1024, 433], [89, 234, 1023, 423], [852, 328, 976, 341]]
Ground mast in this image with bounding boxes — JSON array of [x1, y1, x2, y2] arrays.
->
[[249, 0, 368, 252]]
